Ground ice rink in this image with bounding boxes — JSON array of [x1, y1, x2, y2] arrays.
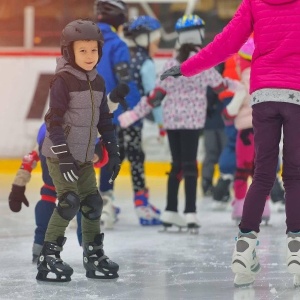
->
[[0, 172, 299, 300]]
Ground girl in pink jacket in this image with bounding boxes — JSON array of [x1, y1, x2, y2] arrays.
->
[[161, 0, 300, 288]]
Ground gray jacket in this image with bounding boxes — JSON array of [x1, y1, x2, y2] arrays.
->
[[42, 57, 113, 163]]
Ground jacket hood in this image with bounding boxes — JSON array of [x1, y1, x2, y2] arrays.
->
[[261, 0, 296, 4]]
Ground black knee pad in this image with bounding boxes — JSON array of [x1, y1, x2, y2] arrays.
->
[[182, 161, 198, 177], [80, 192, 103, 220], [57, 192, 80, 221]]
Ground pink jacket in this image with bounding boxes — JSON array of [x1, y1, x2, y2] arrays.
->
[[181, 0, 300, 93]]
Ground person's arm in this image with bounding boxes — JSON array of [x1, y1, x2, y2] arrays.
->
[[45, 76, 80, 183], [8, 146, 39, 212], [45, 76, 70, 145], [97, 89, 120, 183], [160, 0, 253, 80], [181, 0, 253, 77], [112, 41, 141, 110]]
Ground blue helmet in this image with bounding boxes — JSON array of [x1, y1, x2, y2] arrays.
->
[[175, 14, 205, 32], [127, 15, 161, 37]]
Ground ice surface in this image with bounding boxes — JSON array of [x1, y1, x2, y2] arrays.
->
[[0, 173, 300, 300]]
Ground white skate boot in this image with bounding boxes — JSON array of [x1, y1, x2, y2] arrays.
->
[[160, 211, 187, 232], [100, 190, 117, 229], [185, 213, 200, 234], [286, 232, 300, 287], [232, 231, 261, 287]]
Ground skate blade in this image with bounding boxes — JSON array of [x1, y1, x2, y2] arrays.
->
[[294, 275, 300, 288], [159, 223, 187, 233], [234, 273, 255, 288], [187, 224, 200, 235], [86, 270, 119, 279], [36, 271, 71, 282]]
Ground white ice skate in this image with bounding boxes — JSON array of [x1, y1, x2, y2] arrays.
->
[[100, 190, 116, 229], [231, 231, 261, 287], [286, 232, 300, 287], [160, 211, 187, 232], [185, 213, 200, 234]]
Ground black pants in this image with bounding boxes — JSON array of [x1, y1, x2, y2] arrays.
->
[[166, 129, 202, 213]]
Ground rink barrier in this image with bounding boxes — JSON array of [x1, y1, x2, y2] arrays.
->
[[0, 159, 219, 177]]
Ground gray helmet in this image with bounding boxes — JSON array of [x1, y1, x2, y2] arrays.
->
[[94, 0, 127, 28], [60, 19, 104, 65]]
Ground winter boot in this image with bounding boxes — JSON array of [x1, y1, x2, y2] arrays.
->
[[100, 190, 117, 229], [83, 233, 119, 279], [134, 188, 161, 226], [232, 231, 261, 287], [185, 213, 200, 234], [231, 199, 244, 223], [36, 236, 73, 282], [160, 210, 187, 230]]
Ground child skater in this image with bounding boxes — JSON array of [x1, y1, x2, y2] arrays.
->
[[222, 37, 271, 224], [119, 14, 241, 232], [161, 0, 300, 288], [38, 19, 124, 282], [118, 15, 163, 226], [8, 83, 123, 263]]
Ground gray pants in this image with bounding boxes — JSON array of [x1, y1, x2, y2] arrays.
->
[[202, 128, 227, 183]]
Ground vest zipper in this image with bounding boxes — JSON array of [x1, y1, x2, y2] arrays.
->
[[86, 74, 95, 162]]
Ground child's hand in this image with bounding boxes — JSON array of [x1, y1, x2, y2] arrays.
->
[[105, 142, 121, 183], [51, 144, 80, 183], [8, 184, 29, 212]]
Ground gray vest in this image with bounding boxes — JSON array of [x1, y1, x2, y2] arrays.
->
[[42, 61, 105, 163]]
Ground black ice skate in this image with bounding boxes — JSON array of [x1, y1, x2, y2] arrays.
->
[[36, 236, 73, 282], [83, 233, 119, 279]]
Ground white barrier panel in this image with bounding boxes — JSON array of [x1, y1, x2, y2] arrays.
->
[[0, 52, 204, 161]]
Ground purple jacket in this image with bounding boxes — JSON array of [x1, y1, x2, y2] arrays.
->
[[181, 0, 300, 93]]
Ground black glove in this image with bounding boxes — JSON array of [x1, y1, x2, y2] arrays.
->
[[51, 144, 80, 183], [105, 142, 121, 184], [240, 129, 253, 146], [9, 185, 29, 212], [108, 83, 130, 111], [160, 65, 182, 81]]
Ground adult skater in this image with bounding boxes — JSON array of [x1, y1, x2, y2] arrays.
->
[[161, 0, 300, 288]]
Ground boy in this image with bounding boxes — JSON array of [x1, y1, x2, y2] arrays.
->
[[37, 19, 123, 282]]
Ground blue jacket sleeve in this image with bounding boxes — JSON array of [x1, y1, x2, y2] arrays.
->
[[111, 40, 141, 110]]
